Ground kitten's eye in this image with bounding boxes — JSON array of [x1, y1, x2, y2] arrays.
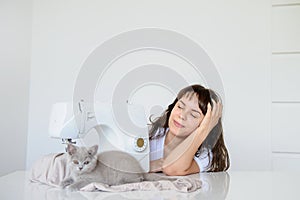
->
[[84, 161, 89, 165], [73, 160, 79, 165]]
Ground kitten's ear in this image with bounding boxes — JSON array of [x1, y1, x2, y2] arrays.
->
[[88, 145, 98, 156], [66, 144, 77, 155]]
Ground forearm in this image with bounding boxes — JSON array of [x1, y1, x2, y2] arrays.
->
[[150, 159, 163, 172], [162, 127, 209, 175]]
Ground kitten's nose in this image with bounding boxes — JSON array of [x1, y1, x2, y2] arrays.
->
[[79, 166, 83, 170]]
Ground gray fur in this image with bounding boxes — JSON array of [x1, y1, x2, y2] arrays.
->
[[60, 144, 174, 191]]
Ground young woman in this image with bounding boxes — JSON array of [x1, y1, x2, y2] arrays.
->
[[149, 84, 230, 175]]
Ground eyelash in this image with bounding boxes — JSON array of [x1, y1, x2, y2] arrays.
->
[[191, 114, 197, 118], [178, 105, 198, 118]]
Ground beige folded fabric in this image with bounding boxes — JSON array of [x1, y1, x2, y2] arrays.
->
[[30, 153, 70, 187], [81, 177, 201, 192], [30, 153, 201, 192]]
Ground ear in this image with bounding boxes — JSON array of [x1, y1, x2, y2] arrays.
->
[[66, 144, 77, 155], [88, 145, 98, 156]]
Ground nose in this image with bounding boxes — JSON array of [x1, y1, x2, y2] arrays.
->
[[179, 111, 187, 120], [179, 114, 184, 120], [79, 166, 83, 170]]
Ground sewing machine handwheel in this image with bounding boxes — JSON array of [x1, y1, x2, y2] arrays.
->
[[133, 137, 147, 152]]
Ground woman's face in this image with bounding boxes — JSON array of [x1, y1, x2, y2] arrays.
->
[[168, 93, 205, 138]]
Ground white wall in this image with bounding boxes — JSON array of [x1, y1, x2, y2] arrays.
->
[[0, 0, 31, 176], [271, 0, 300, 170], [26, 0, 271, 170]]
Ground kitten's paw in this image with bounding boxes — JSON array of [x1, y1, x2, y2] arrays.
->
[[60, 178, 74, 189], [66, 184, 80, 192]]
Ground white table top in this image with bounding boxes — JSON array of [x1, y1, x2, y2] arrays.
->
[[0, 170, 299, 200]]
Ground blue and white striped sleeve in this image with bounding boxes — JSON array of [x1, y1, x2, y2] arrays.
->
[[194, 149, 212, 172]]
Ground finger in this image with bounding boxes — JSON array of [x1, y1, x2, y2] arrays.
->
[[206, 102, 212, 117], [212, 100, 222, 122], [211, 99, 217, 117], [218, 102, 223, 118], [214, 101, 220, 116]]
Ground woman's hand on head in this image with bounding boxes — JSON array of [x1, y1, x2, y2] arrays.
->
[[198, 99, 222, 134]]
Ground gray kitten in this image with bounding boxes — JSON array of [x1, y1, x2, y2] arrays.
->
[[60, 144, 174, 191]]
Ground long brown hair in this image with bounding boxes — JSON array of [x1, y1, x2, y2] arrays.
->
[[149, 84, 230, 172]]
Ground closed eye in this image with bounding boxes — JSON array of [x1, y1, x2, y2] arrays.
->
[[177, 102, 184, 109], [191, 112, 200, 118]]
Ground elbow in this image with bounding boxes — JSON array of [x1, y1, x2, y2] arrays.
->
[[162, 167, 175, 176], [162, 166, 189, 176]]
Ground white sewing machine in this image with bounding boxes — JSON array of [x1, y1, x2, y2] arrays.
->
[[48, 100, 150, 172]]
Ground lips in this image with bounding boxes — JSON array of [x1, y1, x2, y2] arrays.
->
[[173, 120, 184, 128]]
